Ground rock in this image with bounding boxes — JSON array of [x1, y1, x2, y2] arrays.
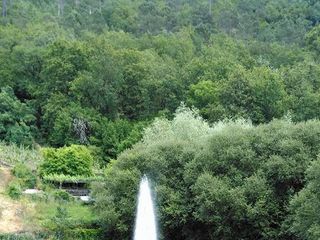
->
[[23, 189, 42, 194], [79, 196, 91, 202]]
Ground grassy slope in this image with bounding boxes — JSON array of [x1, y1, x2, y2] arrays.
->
[[0, 144, 97, 237], [0, 143, 43, 169], [0, 167, 24, 233]]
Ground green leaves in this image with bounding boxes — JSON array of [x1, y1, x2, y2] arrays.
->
[[93, 108, 320, 239], [192, 173, 247, 238], [0, 86, 35, 145], [286, 157, 320, 240], [306, 25, 320, 54], [40, 40, 89, 96], [40, 145, 94, 177], [248, 67, 288, 123]]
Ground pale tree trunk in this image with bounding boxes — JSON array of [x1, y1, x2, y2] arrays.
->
[[58, 0, 64, 16], [57, 0, 60, 16], [75, 0, 79, 7], [2, 0, 7, 17]]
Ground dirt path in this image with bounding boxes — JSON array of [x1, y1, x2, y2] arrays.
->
[[0, 167, 24, 233]]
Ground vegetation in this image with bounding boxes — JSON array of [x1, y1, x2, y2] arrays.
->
[[286, 156, 320, 239], [24, 194, 100, 240], [39, 145, 93, 177], [0, 87, 35, 145], [6, 181, 22, 200], [0, 0, 320, 160], [93, 107, 320, 239], [12, 163, 37, 188], [0, 142, 42, 168], [0, 0, 320, 239], [43, 174, 104, 184]]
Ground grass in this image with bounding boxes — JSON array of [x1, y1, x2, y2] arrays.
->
[[24, 197, 97, 230], [0, 143, 101, 239], [0, 233, 46, 240], [0, 143, 43, 170]]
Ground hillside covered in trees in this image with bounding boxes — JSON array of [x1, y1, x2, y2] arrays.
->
[[1, 0, 320, 153], [1, 0, 320, 239]]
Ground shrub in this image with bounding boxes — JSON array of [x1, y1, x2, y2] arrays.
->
[[50, 206, 70, 239], [92, 107, 320, 239], [43, 174, 104, 184], [53, 190, 73, 202], [0, 233, 47, 240], [65, 228, 102, 240], [39, 145, 93, 177], [285, 156, 320, 239], [7, 181, 22, 200], [12, 163, 37, 188]]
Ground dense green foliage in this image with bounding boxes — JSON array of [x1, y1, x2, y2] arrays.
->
[[1, 0, 320, 239], [12, 163, 37, 188], [40, 145, 93, 177], [43, 174, 103, 184], [6, 181, 22, 199], [0, 87, 35, 145], [93, 107, 320, 239], [285, 156, 320, 239], [21, 193, 101, 240], [0, 0, 320, 161]]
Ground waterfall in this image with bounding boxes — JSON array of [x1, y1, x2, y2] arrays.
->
[[134, 176, 157, 240]]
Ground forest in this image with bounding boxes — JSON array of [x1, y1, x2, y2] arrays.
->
[[0, 0, 320, 239]]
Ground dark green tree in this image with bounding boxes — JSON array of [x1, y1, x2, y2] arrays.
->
[[0, 86, 35, 145]]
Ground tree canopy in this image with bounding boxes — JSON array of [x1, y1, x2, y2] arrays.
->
[[1, 1, 320, 239], [93, 107, 320, 240]]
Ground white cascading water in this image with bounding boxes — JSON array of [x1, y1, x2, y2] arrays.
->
[[134, 176, 157, 240]]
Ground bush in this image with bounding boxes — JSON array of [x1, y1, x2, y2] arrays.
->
[[50, 206, 70, 239], [39, 145, 93, 177], [43, 174, 104, 184], [65, 229, 102, 240], [12, 163, 37, 188], [7, 181, 22, 200], [92, 107, 320, 239], [285, 156, 320, 239], [53, 190, 73, 202], [0, 233, 47, 240]]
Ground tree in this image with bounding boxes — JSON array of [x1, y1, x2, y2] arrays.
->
[[58, 0, 64, 16], [286, 157, 320, 240], [0, 86, 35, 145], [187, 80, 223, 121], [40, 145, 94, 177], [39, 40, 88, 97], [248, 67, 288, 123], [93, 106, 320, 239], [45, 102, 99, 147], [305, 24, 320, 54], [282, 62, 320, 121], [220, 67, 254, 120], [70, 40, 121, 118], [2, 0, 7, 17]]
